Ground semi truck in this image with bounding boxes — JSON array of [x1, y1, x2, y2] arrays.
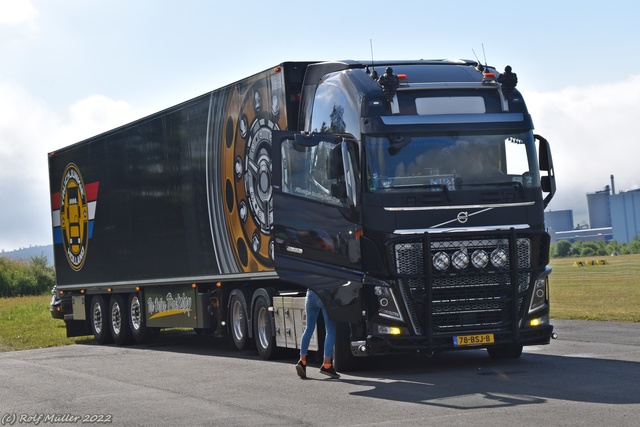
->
[[49, 59, 556, 370]]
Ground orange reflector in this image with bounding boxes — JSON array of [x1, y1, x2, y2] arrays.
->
[[107, 288, 112, 293], [216, 282, 222, 288], [80, 289, 85, 294], [191, 283, 196, 288], [274, 66, 282, 73], [136, 286, 141, 291]]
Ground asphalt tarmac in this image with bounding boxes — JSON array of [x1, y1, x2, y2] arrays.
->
[[1, 319, 639, 426]]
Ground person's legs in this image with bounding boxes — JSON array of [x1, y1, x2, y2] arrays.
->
[[299, 292, 320, 362], [318, 304, 340, 378], [321, 307, 336, 361], [297, 291, 321, 378]]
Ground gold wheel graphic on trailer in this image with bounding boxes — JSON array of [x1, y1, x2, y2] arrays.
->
[[221, 76, 284, 271]]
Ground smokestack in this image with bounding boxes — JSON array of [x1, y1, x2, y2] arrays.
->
[[610, 175, 616, 195]]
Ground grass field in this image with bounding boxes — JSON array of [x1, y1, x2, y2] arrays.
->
[[0, 294, 81, 352], [1, 254, 638, 352], [549, 253, 640, 322]]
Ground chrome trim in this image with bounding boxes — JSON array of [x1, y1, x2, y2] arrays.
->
[[394, 224, 530, 234], [384, 201, 535, 212], [432, 207, 493, 228]]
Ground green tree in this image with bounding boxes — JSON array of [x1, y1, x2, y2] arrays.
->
[[0, 256, 55, 297], [628, 237, 640, 254], [554, 240, 572, 257]]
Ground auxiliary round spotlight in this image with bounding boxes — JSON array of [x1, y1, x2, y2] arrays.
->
[[491, 248, 508, 268], [433, 251, 450, 271], [471, 249, 489, 269], [451, 249, 469, 270]]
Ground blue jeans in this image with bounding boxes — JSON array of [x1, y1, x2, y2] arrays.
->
[[300, 290, 336, 358]]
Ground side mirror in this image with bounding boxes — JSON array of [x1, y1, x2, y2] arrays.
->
[[536, 134, 556, 208]]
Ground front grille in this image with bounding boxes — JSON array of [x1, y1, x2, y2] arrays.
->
[[392, 231, 534, 335]]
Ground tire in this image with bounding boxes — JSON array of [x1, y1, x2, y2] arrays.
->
[[128, 293, 159, 344], [487, 344, 523, 359], [253, 295, 281, 359], [333, 322, 357, 372], [110, 294, 132, 346], [90, 295, 113, 344], [229, 293, 250, 350]]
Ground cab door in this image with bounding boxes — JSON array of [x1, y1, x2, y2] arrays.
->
[[271, 131, 362, 322]]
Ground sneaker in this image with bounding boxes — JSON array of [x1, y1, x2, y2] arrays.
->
[[295, 360, 306, 379], [319, 365, 340, 379]]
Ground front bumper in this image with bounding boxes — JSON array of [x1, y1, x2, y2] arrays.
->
[[352, 324, 553, 356]]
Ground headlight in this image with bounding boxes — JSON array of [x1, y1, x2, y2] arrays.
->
[[529, 272, 550, 313], [374, 285, 404, 321]]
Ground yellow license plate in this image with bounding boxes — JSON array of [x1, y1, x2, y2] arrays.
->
[[453, 333, 495, 347]]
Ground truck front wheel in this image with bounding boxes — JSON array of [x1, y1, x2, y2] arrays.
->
[[90, 295, 113, 344], [333, 322, 357, 372], [487, 344, 523, 359]]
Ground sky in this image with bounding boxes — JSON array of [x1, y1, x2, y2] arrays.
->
[[1, 0, 639, 252]]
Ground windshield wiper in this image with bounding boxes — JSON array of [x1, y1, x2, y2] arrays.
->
[[393, 182, 453, 200]]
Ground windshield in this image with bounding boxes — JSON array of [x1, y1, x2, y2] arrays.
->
[[365, 132, 540, 192]]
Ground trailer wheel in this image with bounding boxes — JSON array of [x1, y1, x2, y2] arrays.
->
[[109, 294, 132, 346], [128, 293, 159, 344], [229, 294, 250, 350], [487, 344, 523, 359], [253, 295, 281, 359], [90, 295, 113, 344]]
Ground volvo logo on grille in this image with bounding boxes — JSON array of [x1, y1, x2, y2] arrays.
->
[[457, 211, 469, 224]]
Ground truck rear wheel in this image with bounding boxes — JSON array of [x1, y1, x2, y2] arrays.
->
[[110, 294, 132, 346], [487, 344, 523, 359], [229, 293, 250, 350], [253, 295, 281, 359], [90, 295, 113, 344], [128, 293, 159, 344]]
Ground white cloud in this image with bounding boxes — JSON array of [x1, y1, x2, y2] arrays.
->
[[63, 95, 135, 143], [526, 75, 640, 226], [0, 0, 38, 31], [0, 82, 140, 251]]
